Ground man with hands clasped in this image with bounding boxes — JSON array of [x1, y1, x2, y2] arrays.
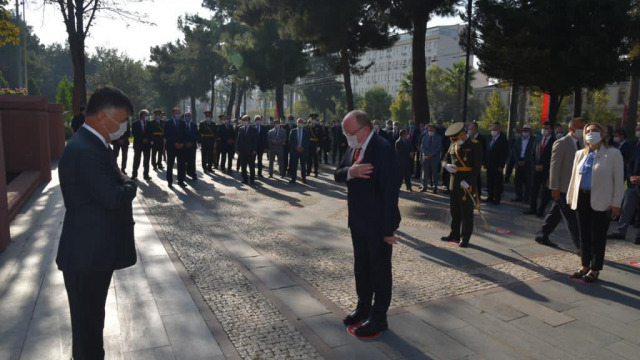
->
[[335, 110, 401, 338]]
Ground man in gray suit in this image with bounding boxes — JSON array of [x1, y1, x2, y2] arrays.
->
[[420, 123, 442, 193], [57, 86, 137, 359], [535, 117, 585, 249], [268, 117, 287, 177]]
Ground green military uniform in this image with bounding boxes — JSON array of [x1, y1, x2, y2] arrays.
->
[[441, 122, 483, 247], [149, 109, 165, 170], [199, 111, 217, 173]]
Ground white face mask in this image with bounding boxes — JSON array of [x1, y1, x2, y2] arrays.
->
[[428, 131, 435, 136], [542, 129, 551, 137], [491, 130, 498, 137], [613, 136, 621, 144], [573, 129, 583, 139], [255, 120, 262, 125], [243, 121, 250, 127], [105, 113, 127, 141], [636, 131, 640, 138], [456, 139, 464, 146], [298, 122, 305, 128], [373, 125, 380, 131], [347, 134, 362, 149], [274, 124, 280, 129], [585, 131, 602, 145]]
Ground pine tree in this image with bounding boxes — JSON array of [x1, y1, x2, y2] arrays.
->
[[479, 90, 508, 129]]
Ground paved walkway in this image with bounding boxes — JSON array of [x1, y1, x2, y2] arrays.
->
[[1, 151, 640, 360]]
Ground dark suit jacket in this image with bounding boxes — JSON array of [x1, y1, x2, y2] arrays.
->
[[335, 133, 401, 238], [629, 142, 640, 189], [407, 128, 421, 152], [57, 127, 137, 271], [164, 118, 185, 149], [473, 134, 487, 165], [395, 138, 413, 168], [533, 135, 555, 177], [511, 137, 535, 165], [218, 124, 236, 151], [618, 141, 633, 180], [254, 124, 269, 153], [486, 133, 509, 169], [132, 120, 151, 150], [289, 128, 310, 156], [236, 125, 258, 155], [71, 114, 85, 133], [184, 121, 199, 145]]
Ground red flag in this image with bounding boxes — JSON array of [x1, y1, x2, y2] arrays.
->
[[541, 93, 550, 124]]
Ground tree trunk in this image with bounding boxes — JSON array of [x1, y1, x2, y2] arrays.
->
[[275, 82, 284, 117], [412, 13, 430, 124], [548, 91, 563, 125], [190, 95, 196, 120], [573, 88, 582, 118], [289, 86, 294, 115], [517, 87, 527, 125], [210, 74, 215, 112], [226, 80, 237, 118], [625, 75, 639, 138], [507, 84, 519, 140], [340, 48, 354, 111], [69, 35, 87, 114], [235, 85, 243, 119]]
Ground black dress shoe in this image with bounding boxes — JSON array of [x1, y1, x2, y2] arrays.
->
[[583, 271, 599, 283], [522, 210, 537, 215], [343, 309, 370, 326], [144, 175, 151, 180], [511, 198, 523, 202], [354, 318, 388, 337], [288, 179, 296, 184], [168, 182, 173, 188], [571, 268, 589, 279], [458, 239, 469, 248], [302, 179, 308, 184], [607, 232, 625, 240], [178, 181, 187, 187], [481, 198, 493, 203], [441, 235, 458, 242], [535, 237, 558, 248]]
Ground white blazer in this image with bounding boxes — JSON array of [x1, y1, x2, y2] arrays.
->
[[566, 146, 624, 211]]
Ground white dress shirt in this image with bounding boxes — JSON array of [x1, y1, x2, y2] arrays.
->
[[347, 130, 375, 181]]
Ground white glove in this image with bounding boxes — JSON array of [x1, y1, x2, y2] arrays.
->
[[316, 147, 321, 153], [445, 164, 457, 173], [461, 180, 470, 189]]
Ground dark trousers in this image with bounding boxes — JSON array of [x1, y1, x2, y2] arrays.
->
[[290, 152, 307, 181], [401, 163, 412, 190], [449, 187, 474, 241], [283, 144, 290, 172], [112, 143, 129, 171], [514, 163, 532, 201], [413, 151, 422, 178], [152, 143, 163, 168], [530, 171, 551, 214], [616, 187, 640, 237], [201, 139, 215, 171], [220, 148, 234, 171], [486, 166, 504, 202], [239, 152, 256, 182], [505, 157, 515, 183], [576, 191, 609, 270], [256, 150, 265, 175], [536, 193, 580, 249], [322, 142, 330, 163], [63, 270, 113, 360], [186, 147, 196, 178], [307, 143, 319, 175], [332, 143, 339, 163], [166, 148, 185, 184], [269, 147, 285, 176], [132, 146, 150, 178], [351, 233, 393, 319]]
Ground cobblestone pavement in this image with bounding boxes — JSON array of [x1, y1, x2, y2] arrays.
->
[[137, 157, 640, 359]]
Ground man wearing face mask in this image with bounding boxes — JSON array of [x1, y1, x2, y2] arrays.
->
[[535, 118, 585, 249], [504, 128, 521, 184], [183, 112, 199, 180], [164, 108, 186, 187], [254, 115, 269, 178], [468, 123, 486, 196], [335, 110, 401, 338], [268, 118, 287, 178], [57, 86, 137, 359], [218, 115, 236, 173], [392, 121, 401, 143], [236, 115, 259, 185], [372, 119, 389, 144], [289, 118, 310, 184], [613, 129, 633, 183], [524, 122, 555, 217], [511, 125, 534, 202], [199, 111, 217, 174], [420, 124, 442, 193], [307, 113, 322, 177], [484, 122, 508, 204], [213, 114, 226, 170], [111, 115, 131, 175], [283, 115, 294, 173], [149, 109, 165, 171], [406, 120, 421, 179], [441, 123, 483, 247], [555, 124, 565, 140], [131, 109, 152, 181]]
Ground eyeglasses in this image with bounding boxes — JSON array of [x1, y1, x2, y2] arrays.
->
[[343, 126, 365, 137]]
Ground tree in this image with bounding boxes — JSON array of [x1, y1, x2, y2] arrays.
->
[[56, 75, 73, 122], [390, 92, 411, 125], [526, 90, 570, 125], [472, 0, 631, 124], [625, 1, 640, 136], [300, 56, 344, 118], [376, 0, 461, 124], [44, 0, 149, 113], [363, 86, 393, 119], [0, 0, 19, 46], [479, 90, 507, 129], [583, 90, 619, 125], [443, 60, 476, 121]]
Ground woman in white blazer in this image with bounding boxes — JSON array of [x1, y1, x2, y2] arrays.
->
[[566, 122, 624, 282]]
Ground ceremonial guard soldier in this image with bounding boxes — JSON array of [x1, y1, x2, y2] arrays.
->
[[199, 111, 217, 173], [150, 109, 165, 170], [307, 113, 321, 177], [440, 123, 483, 247]]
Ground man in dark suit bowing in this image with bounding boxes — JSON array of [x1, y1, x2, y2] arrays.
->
[[335, 110, 401, 338], [57, 86, 138, 359]]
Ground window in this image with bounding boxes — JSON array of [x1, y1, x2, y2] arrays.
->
[[617, 87, 627, 105]]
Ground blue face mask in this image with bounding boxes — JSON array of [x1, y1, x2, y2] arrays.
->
[[409, 124, 415, 130], [289, 121, 295, 125], [185, 116, 191, 122]]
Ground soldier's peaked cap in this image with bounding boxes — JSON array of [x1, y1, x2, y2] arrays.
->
[[204, 110, 213, 116], [153, 109, 162, 115], [445, 122, 466, 137], [218, 114, 226, 119]]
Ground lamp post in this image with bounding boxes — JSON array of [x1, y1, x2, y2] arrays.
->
[[462, 0, 473, 123]]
